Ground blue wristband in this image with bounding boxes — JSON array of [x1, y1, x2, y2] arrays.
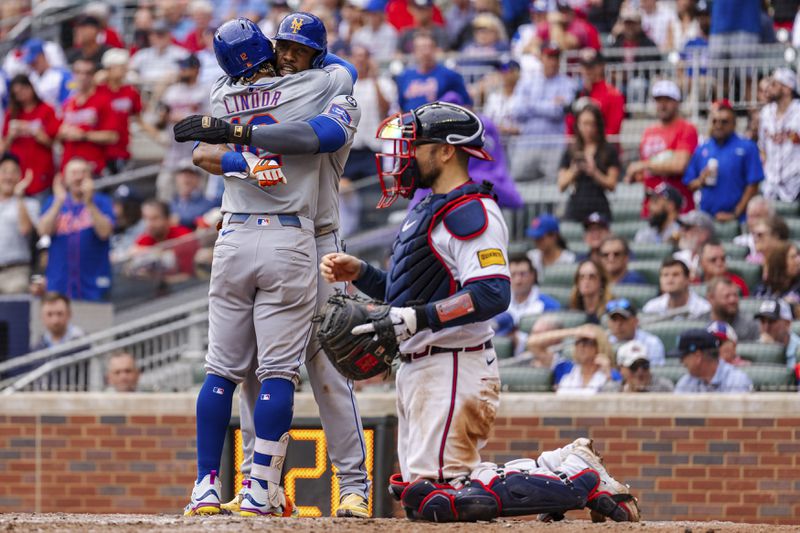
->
[[221, 151, 248, 174]]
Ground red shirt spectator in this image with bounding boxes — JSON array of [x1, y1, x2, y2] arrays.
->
[[535, 4, 601, 51], [386, 0, 445, 31], [2, 75, 61, 195], [97, 84, 142, 161], [102, 27, 125, 49], [567, 50, 625, 136], [134, 199, 198, 276]]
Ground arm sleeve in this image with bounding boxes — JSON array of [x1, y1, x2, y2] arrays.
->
[[746, 141, 765, 184], [353, 261, 387, 300], [416, 277, 511, 331], [675, 123, 698, 153]]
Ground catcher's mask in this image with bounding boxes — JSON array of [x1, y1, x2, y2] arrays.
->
[[374, 102, 492, 209]]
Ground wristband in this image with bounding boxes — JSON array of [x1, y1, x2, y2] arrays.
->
[[221, 151, 248, 174]]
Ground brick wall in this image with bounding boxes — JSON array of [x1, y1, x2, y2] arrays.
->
[[1, 393, 798, 523]]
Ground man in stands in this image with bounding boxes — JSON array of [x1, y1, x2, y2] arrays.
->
[[759, 68, 800, 202], [684, 100, 763, 221], [66, 15, 112, 68], [625, 80, 698, 215], [643, 258, 711, 319], [0, 154, 38, 294], [673, 210, 716, 280], [634, 183, 683, 245], [31, 292, 86, 351], [673, 329, 753, 393], [599, 236, 646, 285], [20, 38, 72, 113], [605, 299, 666, 365], [169, 165, 217, 230], [579, 212, 610, 263], [697, 242, 750, 297], [133, 199, 198, 278], [533, 1, 600, 53], [701, 277, 759, 341], [602, 340, 673, 393], [568, 49, 624, 136], [508, 253, 561, 323], [755, 299, 800, 369], [105, 352, 141, 393], [524, 316, 574, 386], [397, 0, 449, 54]]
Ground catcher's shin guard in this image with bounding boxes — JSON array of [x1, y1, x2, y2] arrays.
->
[[486, 468, 599, 517], [389, 474, 499, 522]]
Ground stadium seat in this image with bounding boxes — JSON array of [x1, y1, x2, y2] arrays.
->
[[738, 298, 767, 319], [792, 321, 800, 336], [726, 260, 762, 290], [567, 241, 589, 257], [538, 285, 572, 307], [560, 221, 584, 242], [610, 284, 659, 309], [610, 220, 646, 240], [540, 264, 579, 286], [628, 260, 663, 285], [508, 241, 529, 256], [722, 242, 748, 260], [540, 310, 590, 328], [493, 336, 515, 359], [737, 343, 786, 365], [742, 365, 796, 392], [641, 320, 708, 350], [499, 367, 553, 392], [650, 365, 687, 384], [774, 201, 799, 217], [612, 203, 643, 222], [713, 220, 740, 240], [785, 217, 800, 237], [691, 283, 707, 297], [630, 242, 673, 261]]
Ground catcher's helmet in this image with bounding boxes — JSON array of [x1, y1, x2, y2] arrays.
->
[[275, 12, 328, 68], [374, 102, 491, 208], [214, 18, 274, 79]]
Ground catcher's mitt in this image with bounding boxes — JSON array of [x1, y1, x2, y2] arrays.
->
[[173, 114, 252, 145], [317, 292, 399, 381]]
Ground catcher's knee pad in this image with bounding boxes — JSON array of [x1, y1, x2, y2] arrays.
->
[[389, 474, 499, 522], [488, 468, 599, 517]]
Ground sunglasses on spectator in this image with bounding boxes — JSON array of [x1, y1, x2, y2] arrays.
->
[[711, 118, 732, 125], [605, 298, 633, 314], [600, 250, 626, 258], [629, 360, 650, 372]]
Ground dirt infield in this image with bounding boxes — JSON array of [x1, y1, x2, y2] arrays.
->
[[0, 514, 795, 533]]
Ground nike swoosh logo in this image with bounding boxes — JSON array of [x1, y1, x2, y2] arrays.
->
[[221, 229, 235, 236], [486, 357, 495, 365], [402, 220, 417, 232]]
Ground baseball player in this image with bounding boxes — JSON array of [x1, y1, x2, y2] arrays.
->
[[178, 17, 364, 518], [320, 102, 639, 522]]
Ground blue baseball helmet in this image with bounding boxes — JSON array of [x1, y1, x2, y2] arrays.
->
[[213, 18, 275, 79], [275, 12, 328, 68]]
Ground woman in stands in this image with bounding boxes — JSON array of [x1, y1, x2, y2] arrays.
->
[[556, 324, 617, 395], [568, 259, 611, 324], [749, 215, 789, 265], [557, 104, 620, 223], [755, 242, 800, 311]]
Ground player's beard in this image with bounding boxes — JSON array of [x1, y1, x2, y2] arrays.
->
[[415, 155, 442, 191]]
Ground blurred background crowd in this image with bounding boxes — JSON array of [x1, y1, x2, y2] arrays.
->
[[1, 0, 800, 395]]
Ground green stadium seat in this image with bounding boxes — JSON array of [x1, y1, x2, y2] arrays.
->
[[493, 336, 515, 359], [521, 310, 588, 329], [567, 242, 589, 257], [540, 264, 579, 286], [726, 260, 762, 290], [560, 221, 584, 242], [722, 242, 748, 260], [630, 242, 673, 261], [612, 203, 643, 222], [538, 286, 572, 307], [774, 201, 799, 217], [737, 343, 786, 365], [508, 241, 529, 256], [738, 298, 767, 319], [691, 283, 707, 297], [628, 260, 663, 285], [651, 365, 687, 384], [641, 320, 708, 350], [742, 365, 796, 392], [610, 220, 646, 240], [714, 220, 740, 240], [610, 284, 659, 309], [792, 321, 800, 336], [499, 367, 553, 392]]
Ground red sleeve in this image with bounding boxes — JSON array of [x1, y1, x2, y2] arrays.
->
[[604, 91, 625, 135], [674, 121, 698, 153], [535, 22, 549, 41], [175, 226, 193, 238], [730, 273, 750, 297], [104, 28, 125, 49], [96, 97, 116, 131], [42, 104, 61, 137], [136, 234, 155, 246], [131, 88, 143, 115]]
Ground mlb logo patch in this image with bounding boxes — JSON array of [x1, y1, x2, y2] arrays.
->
[[260, 394, 271, 400], [212, 387, 225, 395], [328, 104, 351, 125], [257, 218, 270, 226]]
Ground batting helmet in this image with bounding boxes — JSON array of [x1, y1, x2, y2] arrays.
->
[[275, 12, 328, 68], [213, 18, 275, 79]]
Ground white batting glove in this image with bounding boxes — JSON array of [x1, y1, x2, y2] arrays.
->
[[224, 152, 287, 187], [351, 307, 418, 342]]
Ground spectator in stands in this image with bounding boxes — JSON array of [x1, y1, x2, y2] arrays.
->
[[526, 214, 576, 274], [609, 8, 660, 60], [750, 214, 789, 266], [159, 0, 194, 41], [667, 0, 701, 52], [99, 49, 160, 175], [524, 316, 573, 386], [180, 0, 215, 53], [569, 259, 610, 324], [130, 6, 155, 55], [679, 0, 711, 80], [155, 54, 209, 201], [105, 351, 141, 393], [507, 253, 560, 323], [758, 68, 800, 202], [351, 0, 398, 63], [58, 59, 118, 176], [568, 49, 624, 136], [395, 33, 471, 111], [709, 0, 761, 62], [756, 298, 799, 369], [83, 2, 125, 50], [19, 38, 72, 113], [534, 1, 601, 52], [643, 258, 711, 319], [170, 165, 216, 230], [605, 298, 666, 365], [634, 182, 683, 245], [733, 195, 772, 259], [507, 42, 575, 182], [110, 184, 144, 263], [133, 199, 198, 277], [638, 0, 679, 50], [602, 340, 674, 392], [345, 45, 396, 181], [3, 37, 67, 79], [600, 236, 646, 286], [38, 158, 114, 302], [31, 292, 86, 351], [702, 276, 759, 341], [129, 20, 189, 86], [579, 212, 610, 263], [559, 104, 619, 221], [481, 58, 520, 135], [459, 13, 509, 60], [698, 242, 750, 297], [556, 324, 616, 395], [511, 0, 549, 68], [66, 15, 112, 68], [1, 75, 60, 196], [707, 320, 749, 367], [0, 154, 37, 294], [673, 210, 716, 279], [625, 80, 698, 215], [397, 0, 450, 53], [673, 329, 753, 392], [684, 100, 763, 222], [746, 76, 771, 142], [444, 0, 475, 47], [755, 242, 800, 307]]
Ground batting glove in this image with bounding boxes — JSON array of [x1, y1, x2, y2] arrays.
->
[[351, 307, 418, 342], [223, 152, 287, 187], [173, 114, 253, 145]]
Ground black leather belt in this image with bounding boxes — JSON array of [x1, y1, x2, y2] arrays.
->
[[399, 340, 493, 364]]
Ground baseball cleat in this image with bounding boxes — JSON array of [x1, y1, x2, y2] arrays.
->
[[220, 487, 245, 514], [239, 479, 298, 517], [570, 442, 641, 522], [184, 470, 222, 516], [336, 493, 370, 518]]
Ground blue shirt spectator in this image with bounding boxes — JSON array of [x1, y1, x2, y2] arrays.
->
[[683, 102, 763, 219], [710, 0, 760, 35], [672, 329, 753, 392], [170, 166, 217, 229], [674, 359, 753, 392]]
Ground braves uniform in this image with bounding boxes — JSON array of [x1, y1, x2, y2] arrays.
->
[[758, 100, 800, 201]]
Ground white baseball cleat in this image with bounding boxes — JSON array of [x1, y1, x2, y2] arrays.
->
[[570, 441, 641, 522], [184, 470, 222, 516], [239, 479, 297, 517]]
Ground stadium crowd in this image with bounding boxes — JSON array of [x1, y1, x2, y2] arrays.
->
[[1, 0, 800, 393]]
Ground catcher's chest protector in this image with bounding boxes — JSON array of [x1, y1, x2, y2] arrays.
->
[[386, 181, 493, 307]]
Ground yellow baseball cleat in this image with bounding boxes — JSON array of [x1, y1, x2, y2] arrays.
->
[[336, 493, 370, 518]]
